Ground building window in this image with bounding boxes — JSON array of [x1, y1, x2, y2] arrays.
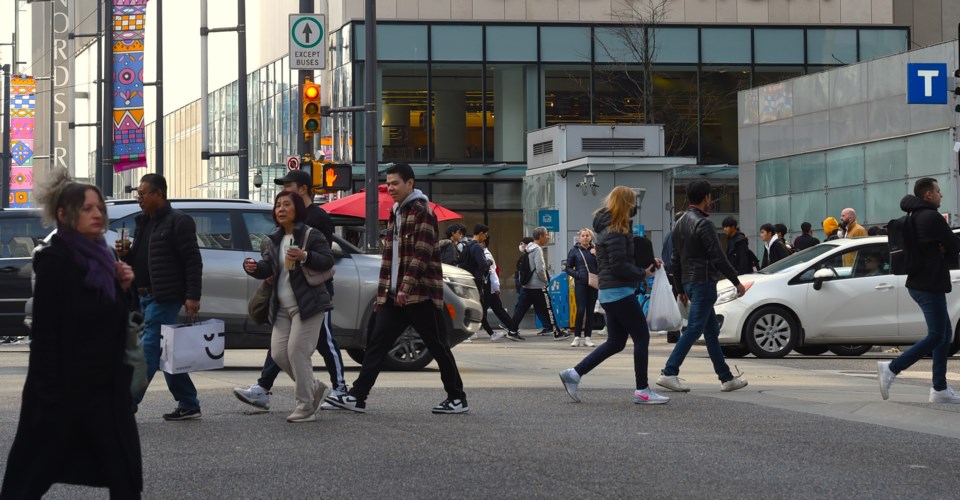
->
[[701, 28, 751, 64], [543, 65, 592, 126], [430, 64, 485, 162], [540, 26, 592, 62], [379, 64, 429, 163], [807, 29, 857, 65], [486, 26, 537, 61], [432, 25, 482, 61], [859, 29, 908, 62]]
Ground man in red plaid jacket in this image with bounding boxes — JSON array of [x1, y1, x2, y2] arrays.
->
[[324, 163, 468, 414]]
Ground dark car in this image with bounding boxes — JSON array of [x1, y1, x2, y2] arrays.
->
[[0, 209, 47, 337]]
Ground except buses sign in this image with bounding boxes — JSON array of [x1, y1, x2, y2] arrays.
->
[[289, 14, 326, 70]]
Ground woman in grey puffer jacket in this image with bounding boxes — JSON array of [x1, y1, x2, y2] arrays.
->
[[243, 191, 335, 423], [559, 186, 669, 405]]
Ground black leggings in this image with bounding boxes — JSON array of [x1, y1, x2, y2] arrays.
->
[[573, 283, 598, 337], [481, 281, 513, 335], [574, 295, 651, 390]]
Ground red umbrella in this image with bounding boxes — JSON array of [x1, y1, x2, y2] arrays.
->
[[320, 185, 463, 222]]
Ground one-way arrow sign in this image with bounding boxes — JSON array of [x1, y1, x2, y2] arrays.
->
[[289, 14, 325, 70]]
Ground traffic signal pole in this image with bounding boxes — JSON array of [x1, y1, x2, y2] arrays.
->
[[298, 0, 313, 158]]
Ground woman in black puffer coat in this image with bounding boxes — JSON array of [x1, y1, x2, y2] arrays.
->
[[565, 228, 599, 347], [559, 186, 669, 405]]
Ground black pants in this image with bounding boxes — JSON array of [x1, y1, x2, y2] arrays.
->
[[573, 283, 598, 337], [574, 295, 651, 390], [510, 287, 556, 332], [349, 298, 466, 402], [481, 281, 513, 335]]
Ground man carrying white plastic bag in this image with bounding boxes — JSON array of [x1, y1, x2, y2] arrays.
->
[[160, 319, 226, 374], [646, 267, 683, 332]]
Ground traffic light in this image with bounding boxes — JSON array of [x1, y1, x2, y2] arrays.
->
[[310, 161, 352, 192], [302, 78, 321, 140]]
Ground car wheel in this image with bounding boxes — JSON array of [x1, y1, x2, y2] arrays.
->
[[828, 345, 872, 356], [793, 346, 830, 356], [743, 306, 798, 358], [345, 327, 436, 371], [721, 345, 750, 358], [345, 348, 365, 365], [382, 326, 434, 371]]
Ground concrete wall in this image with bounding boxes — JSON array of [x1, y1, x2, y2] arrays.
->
[[894, 0, 960, 49]]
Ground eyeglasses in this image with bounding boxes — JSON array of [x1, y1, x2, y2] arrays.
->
[[135, 190, 153, 201]]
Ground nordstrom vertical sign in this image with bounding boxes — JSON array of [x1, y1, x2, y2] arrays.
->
[[52, 0, 75, 172]]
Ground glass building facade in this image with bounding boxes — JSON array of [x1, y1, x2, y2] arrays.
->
[[328, 22, 908, 167]]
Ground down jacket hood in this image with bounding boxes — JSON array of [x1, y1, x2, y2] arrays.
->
[[900, 194, 936, 213]]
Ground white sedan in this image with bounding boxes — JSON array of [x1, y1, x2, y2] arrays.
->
[[714, 235, 960, 358]]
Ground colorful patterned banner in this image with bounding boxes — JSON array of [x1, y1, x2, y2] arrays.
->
[[9, 76, 36, 208], [112, 0, 149, 172]]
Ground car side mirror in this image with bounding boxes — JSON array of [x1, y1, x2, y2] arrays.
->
[[812, 268, 837, 291]]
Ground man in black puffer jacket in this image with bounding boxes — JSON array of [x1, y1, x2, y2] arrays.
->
[[117, 173, 204, 421], [656, 180, 748, 393], [878, 178, 960, 403]]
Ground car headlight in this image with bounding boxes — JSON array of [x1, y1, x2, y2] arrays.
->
[[715, 282, 752, 306], [443, 275, 481, 302]]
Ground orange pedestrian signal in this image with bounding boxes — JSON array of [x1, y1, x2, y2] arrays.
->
[[311, 162, 351, 192], [302, 79, 321, 139]]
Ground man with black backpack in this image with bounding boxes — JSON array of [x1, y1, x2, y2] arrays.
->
[[506, 227, 570, 341], [878, 178, 960, 403]]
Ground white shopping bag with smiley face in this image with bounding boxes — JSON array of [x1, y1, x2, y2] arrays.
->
[[159, 319, 226, 374]]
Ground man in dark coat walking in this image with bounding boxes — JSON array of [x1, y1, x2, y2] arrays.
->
[[116, 173, 204, 421], [721, 216, 755, 275], [759, 223, 789, 269], [878, 178, 960, 403]]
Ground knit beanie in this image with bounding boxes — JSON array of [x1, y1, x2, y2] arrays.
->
[[822, 216, 839, 235]]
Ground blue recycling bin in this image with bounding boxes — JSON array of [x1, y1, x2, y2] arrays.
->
[[536, 274, 571, 329]]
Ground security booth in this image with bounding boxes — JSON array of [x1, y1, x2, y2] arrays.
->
[[523, 124, 698, 281]]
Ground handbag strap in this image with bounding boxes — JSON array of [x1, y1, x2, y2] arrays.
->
[[576, 247, 591, 273]]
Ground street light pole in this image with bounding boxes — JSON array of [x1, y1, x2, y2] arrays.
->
[[2, 65, 11, 209], [364, 0, 378, 253]]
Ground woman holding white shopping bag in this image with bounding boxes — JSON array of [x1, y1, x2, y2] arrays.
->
[[559, 186, 669, 405], [243, 191, 335, 422]]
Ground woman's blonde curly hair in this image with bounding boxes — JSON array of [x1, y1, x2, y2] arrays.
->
[[33, 167, 106, 231]]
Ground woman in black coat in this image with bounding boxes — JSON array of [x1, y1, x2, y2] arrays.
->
[[2, 172, 141, 499], [565, 228, 599, 347]]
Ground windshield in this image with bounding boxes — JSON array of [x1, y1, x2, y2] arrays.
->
[[758, 243, 838, 274]]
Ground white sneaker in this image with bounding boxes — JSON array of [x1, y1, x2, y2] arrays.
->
[[634, 387, 669, 405], [490, 331, 507, 343], [583, 337, 596, 347], [929, 387, 960, 404], [233, 384, 270, 410], [559, 368, 581, 403], [570, 336, 581, 347], [321, 388, 348, 410], [656, 373, 691, 392], [469, 332, 479, 340], [721, 376, 748, 392], [877, 361, 896, 401]]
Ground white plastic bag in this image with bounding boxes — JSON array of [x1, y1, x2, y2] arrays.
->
[[646, 267, 682, 332]]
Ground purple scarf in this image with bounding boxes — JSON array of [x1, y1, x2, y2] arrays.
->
[[57, 229, 117, 301]]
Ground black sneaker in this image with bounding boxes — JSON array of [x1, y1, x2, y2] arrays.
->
[[553, 330, 572, 341], [432, 398, 469, 414], [162, 408, 201, 421], [506, 331, 525, 341], [323, 393, 366, 413], [537, 328, 552, 336]]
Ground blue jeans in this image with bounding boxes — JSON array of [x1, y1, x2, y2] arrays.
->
[[663, 281, 733, 382], [574, 295, 650, 390], [136, 295, 200, 410], [890, 289, 952, 391]]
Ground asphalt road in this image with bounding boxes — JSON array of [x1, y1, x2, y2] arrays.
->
[[2, 332, 960, 499]]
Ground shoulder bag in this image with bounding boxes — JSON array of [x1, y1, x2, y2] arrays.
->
[[577, 247, 599, 290], [112, 249, 148, 397], [247, 279, 273, 325], [301, 226, 335, 286]]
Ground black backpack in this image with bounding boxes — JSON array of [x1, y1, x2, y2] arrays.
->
[[516, 249, 534, 286], [887, 214, 915, 275], [457, 241, 478, 273]]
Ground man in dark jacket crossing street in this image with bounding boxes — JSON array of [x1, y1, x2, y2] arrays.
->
[[116, 173, 204, 420], [657, 180, 748, 393], [878, 178, 960, 403], [721, 216, 755, 275]]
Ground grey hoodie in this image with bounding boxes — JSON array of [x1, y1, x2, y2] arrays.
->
[[523, 241, 549, 289], [390, 188, 430, 292]]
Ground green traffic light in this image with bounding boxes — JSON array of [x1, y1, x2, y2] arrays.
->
[[305, 118, 319, 132]]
